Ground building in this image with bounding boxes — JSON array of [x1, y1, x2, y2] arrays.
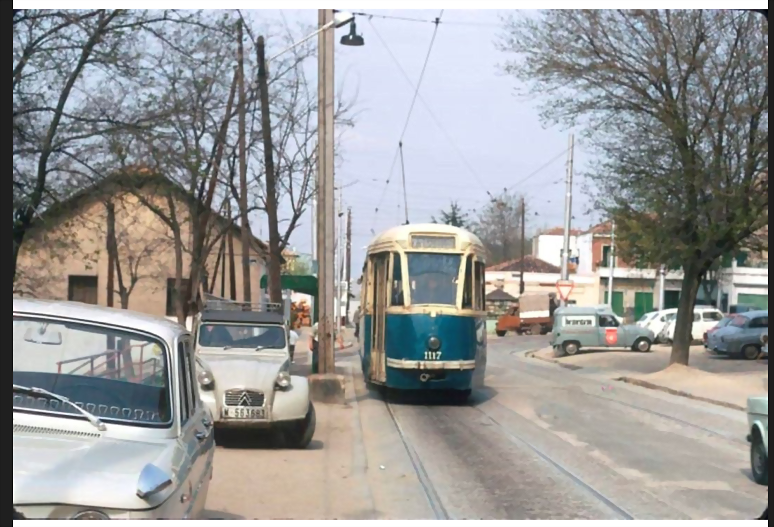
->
[[576, 221, 768, 321], [532, 227, 583, 268], [15, 172, 272, 319], [485, 255, 598, 307]]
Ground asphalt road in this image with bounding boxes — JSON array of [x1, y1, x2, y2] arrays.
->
[[204, 335, 766, 520]]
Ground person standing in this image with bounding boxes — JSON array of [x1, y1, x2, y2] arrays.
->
[[353, 307, 362, 341], [288, 327, 299, 363]]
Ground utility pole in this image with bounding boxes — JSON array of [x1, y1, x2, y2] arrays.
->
[[317, 8, 336, 374], [257, 36, 283, 304], [226, 201, 238, 301], [335, 187, 343, 334], [519, 195, 526, 295], [658, 265, 666, 310], [236, 20, 252, 303], [560, 133, 574, 305], [608, 220, 616, 306], [345, 207, 352, 324]]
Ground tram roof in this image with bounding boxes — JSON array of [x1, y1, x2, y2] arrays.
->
[[367, 224, 485, 255]]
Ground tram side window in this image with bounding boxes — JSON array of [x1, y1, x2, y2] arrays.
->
[[462, 255, 474, 309], [391, 253, 404, 306], [475, 261, 485, 311]]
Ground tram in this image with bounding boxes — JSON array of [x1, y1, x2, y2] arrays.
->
[[358, 224, 487, 401]]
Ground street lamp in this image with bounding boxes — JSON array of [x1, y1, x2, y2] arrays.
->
[[267, 11, 357, 63], [340, 19, 364, 47]]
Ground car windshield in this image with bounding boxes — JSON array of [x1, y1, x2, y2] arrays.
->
[[13, 316, 171, 427], [664, 313, 677, 322], [198, 324, 286, 350], [718, 317, 734, 327], [730, 316, 749, 328], [406, 253, 461, 306], [638, 313, 654, 323]]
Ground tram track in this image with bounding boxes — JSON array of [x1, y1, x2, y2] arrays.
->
[[384, 401, 450, 520], [471, 404, 635, 520]]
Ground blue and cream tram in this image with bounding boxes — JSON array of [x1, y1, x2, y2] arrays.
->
[[358, 224, 487, 401]]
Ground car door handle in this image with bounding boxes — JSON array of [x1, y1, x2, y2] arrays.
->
[[196, 428, 212, 442]]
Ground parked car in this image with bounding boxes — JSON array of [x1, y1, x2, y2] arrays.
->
[[637, 308, 678, 343], [551, 305, 655, 356], [13, 299, 214, 519], [658, 307, 724, 344], [704, 315, 735, 349], [730, 304, 758, 315], [710, 310, 768, 360], [193, 296, 316, 448], [747, 396, 768, 485]]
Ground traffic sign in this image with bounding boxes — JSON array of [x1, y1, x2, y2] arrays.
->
[[556, 280, 574, 302]]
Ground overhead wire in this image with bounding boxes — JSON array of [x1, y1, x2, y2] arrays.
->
[[371, 10, 444, 232]]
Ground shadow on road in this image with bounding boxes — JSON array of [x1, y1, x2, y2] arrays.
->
[[355, 383, 499, 408], [214, 429, 324, 451]]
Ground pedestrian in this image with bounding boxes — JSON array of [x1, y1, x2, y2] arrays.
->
[[353, 307, 362, 341], [288, 327, 299, 363]]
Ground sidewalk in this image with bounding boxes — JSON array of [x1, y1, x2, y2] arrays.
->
[[528, 345, 767, 411]]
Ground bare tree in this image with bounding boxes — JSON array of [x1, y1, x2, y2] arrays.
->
[[472, 189, 527, 265], [500, 10, 768, 365], [12, 9, 195, 286]]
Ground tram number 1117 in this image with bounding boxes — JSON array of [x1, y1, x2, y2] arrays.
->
[[424, 351, 442, 360]]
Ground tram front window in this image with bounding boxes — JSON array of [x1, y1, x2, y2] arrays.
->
[[407, 253, 461, 306]]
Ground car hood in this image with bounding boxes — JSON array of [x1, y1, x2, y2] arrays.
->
[[748, 396, 768, 417], [200, 353, 287, 392], [13, 431, 171, 510]]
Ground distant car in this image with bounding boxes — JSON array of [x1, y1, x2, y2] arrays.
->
[[193, 296, 316, 448], [659, 307, 724, 344], [747, 396, 768, 485], [13, 299, 214, 519], [704, 315, 735, 349], [551, 305, 655, 356], [637, 308, 677, 343], [711, 310, 768, 360]]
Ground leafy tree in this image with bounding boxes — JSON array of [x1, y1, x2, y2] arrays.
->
[[500, 10, 768, 365], [432, 201, 470, 228]]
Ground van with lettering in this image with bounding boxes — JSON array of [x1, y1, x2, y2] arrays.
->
[[550, 305, 656, 356]]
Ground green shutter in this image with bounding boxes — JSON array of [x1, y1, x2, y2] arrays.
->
[[664, 290, 680, 309], [634, 292, 654, 321], [737, 293, 768, 310], [604, 291, 625, 317]]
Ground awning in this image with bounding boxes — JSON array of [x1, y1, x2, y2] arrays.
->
[[260, 275, 318, 297]]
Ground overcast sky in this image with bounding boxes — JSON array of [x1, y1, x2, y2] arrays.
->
[[251, 9, 598, 275]]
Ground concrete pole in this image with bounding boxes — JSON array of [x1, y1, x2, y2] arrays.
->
[[608, 220, 615, 305], [560, 134, 574, 305], [659, 265, 666, 310], [317, 9, 336, 374]]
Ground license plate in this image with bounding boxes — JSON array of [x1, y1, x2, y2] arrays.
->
[[222, 407, 265, 419]]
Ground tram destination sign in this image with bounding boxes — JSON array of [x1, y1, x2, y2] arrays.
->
[[411, 235, 456, 250]]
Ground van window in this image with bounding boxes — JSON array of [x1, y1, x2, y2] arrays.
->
[[599, 315, 619, 327], [703, 311, 723, 322]]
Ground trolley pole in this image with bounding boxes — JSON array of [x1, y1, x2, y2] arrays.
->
[[519, 195, 526, 295]]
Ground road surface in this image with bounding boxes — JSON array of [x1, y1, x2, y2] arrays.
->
[[204, 335, 766, 520]]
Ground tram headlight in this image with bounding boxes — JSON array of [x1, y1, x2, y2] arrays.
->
[[427, 336, 441, 351]]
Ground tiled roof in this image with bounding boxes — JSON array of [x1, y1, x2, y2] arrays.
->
[[487, 255, 561, 273]]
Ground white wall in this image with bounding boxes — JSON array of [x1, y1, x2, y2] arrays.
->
[[576, 233, 594, 276], [534, 234, 578, 269]]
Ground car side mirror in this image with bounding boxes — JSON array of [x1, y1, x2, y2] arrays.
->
[[136, 464, 173, 500]]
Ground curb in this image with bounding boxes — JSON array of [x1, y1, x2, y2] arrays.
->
[[525, 349, 584, 371], [616, 377, 745, 412]]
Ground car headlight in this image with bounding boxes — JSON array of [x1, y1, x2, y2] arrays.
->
[[276, 371, 291, 389], [197, 370, 214, 389], [72, 510, 110, 519]]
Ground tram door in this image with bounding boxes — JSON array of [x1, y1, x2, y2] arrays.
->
[[370, 253, 389, 383]]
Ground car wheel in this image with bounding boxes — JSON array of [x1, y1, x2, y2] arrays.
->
[[496, 330, 506, 337], [751, 434, 768, 485], [562, 341, 580, 356], [284, 402, 316, 449], [633, 338, 652, 352], [743, 344, 762, 361]]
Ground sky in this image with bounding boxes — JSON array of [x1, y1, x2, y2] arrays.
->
[[250, 9, 598, 276]]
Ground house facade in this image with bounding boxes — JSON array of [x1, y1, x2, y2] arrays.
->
[[15, 174, 270, 320]]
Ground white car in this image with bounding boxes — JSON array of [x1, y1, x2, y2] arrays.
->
[[13, 299, 214, 519], [747, 396, 768, 485], [193, 298, 315, 448], [637, 308, 678, 342], [659, 307, 724, 343]]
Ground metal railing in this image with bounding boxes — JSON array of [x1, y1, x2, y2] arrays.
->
[[201, 292, 283, 313]]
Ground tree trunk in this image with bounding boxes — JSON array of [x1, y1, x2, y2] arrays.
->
[[669, 262, 703, 366], [257, 36, 283, 304], [13, 217, 27, 285]]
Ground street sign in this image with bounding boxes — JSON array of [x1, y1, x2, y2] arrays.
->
[[556, 280, 574, 302]]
